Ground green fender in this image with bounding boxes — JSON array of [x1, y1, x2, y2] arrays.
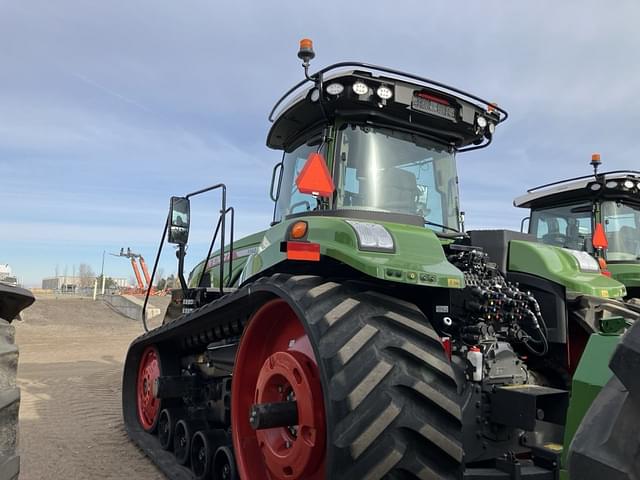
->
[[508, 240, 627, 298], [242, 216, 466, 289]]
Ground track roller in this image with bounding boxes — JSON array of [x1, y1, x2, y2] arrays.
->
[[213, 445, 237, 480], [173, 419, 195, 465], [190, 430, 212, 480], [190, 429, 230, 480], [157, 408, 178, 451]]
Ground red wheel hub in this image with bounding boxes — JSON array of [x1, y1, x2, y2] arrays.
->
[[137, 346, 161, 431], [232, 299, 326, 480]]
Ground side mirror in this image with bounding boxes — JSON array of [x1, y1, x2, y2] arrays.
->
[[168, 196, 190, 245], [520, 217, 530, 233]]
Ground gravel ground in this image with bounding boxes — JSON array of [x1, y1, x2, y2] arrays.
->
[[14, 296, 170, 480]]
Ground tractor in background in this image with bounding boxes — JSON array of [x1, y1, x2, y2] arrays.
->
[[122, 41, 640, 480], [515, 154, 640, 300]]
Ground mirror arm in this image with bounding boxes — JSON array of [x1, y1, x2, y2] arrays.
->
[[142, 213, 170, 333], [177, 243, 188, 293]]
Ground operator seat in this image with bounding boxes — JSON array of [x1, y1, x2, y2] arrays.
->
[[566, 218, 581, 250], [377, 168, 419, 214], [541, 217, 570, 247], [357, 167, 419, 214]]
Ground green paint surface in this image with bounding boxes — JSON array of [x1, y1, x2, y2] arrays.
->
[[188, 230, 265, 288], [508, 240, 628, 298], [607, 262, 640, 289], [243, 216, 465, 289], [562, 333, 620, 471]]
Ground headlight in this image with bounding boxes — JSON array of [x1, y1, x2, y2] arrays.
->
[[565, 249, 601, 273], [376, 85, 393, 100], [352, 81, 368, 95], [345, 220, 395, 252], [325, 83, 344, 95]]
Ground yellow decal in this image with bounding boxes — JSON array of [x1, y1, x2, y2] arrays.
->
[[600, 290, 609, 298], [448, 278, 461, 288], [544, 443, 563, 452]]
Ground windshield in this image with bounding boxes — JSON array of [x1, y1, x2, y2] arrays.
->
[[602, 201, 640, 261], [335, 124, 460, 231], [529, 203, 594, 251]]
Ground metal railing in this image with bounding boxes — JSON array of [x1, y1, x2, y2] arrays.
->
[[141, 184, 234, 332]]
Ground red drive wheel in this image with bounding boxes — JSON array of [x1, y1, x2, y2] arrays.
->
[[232, 299, 326, 480], [137, 346, 162, 432]]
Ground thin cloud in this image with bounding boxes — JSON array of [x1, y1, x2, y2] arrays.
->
[[71, 72, 153, 113]]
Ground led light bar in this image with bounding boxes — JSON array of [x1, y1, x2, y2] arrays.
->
[[565, 249, 600, 273], [345, 220, 395, 252]]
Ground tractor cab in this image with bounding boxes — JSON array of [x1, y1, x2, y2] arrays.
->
[[515, 155, 640, 298], [268, 40, 504, 235]]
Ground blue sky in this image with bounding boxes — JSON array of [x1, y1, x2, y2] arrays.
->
[[2, 1, 639, 286]]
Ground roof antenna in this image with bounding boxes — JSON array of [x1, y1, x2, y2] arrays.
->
[[298, 38, 315, 81], [591, 153, 601, 177]]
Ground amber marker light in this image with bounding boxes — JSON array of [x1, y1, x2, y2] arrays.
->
[[290, 221, 308, 239], [299, 38, 313, 50]]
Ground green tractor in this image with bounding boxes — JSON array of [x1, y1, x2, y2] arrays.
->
[[122, 41, 640, 480], [514, 155, 640, 300]]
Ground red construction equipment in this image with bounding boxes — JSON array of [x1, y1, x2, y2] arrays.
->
[[112, 248, 154, 293]]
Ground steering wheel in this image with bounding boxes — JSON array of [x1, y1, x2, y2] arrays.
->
[[542, 232, 568, 247]]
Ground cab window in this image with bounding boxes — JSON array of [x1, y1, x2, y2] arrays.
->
[[530, 203, 593, 251]]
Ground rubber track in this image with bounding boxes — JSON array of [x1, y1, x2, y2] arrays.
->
[[122, 274, 463, 480], [0, 320, 19, 480]]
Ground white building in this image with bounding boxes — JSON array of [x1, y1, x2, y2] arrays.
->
[[41, 276, 129, 290]]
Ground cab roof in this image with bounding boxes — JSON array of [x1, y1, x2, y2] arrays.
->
[[514, 171, 640, 209], [267, 62, 506, 152]]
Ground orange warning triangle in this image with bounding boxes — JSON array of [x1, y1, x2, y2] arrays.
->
[[295, 152, 335, 197], [592, 223, 609, 249]]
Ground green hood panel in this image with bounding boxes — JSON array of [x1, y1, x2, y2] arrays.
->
[[246, 216, 465, 289], [188, 230, 265, 288], [508, 240, 627, 298], [607, 263, 640, 288]]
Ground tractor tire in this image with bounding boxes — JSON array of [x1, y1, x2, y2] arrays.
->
[[233, 275, 464, 480], [0, 319, 20, 480], [568, 321, 640, 479]]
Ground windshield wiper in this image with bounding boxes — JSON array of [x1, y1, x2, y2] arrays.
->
[[424, 220, 466, 236]]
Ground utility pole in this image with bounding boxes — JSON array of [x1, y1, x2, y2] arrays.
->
[[100, 250, 106, 295]]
